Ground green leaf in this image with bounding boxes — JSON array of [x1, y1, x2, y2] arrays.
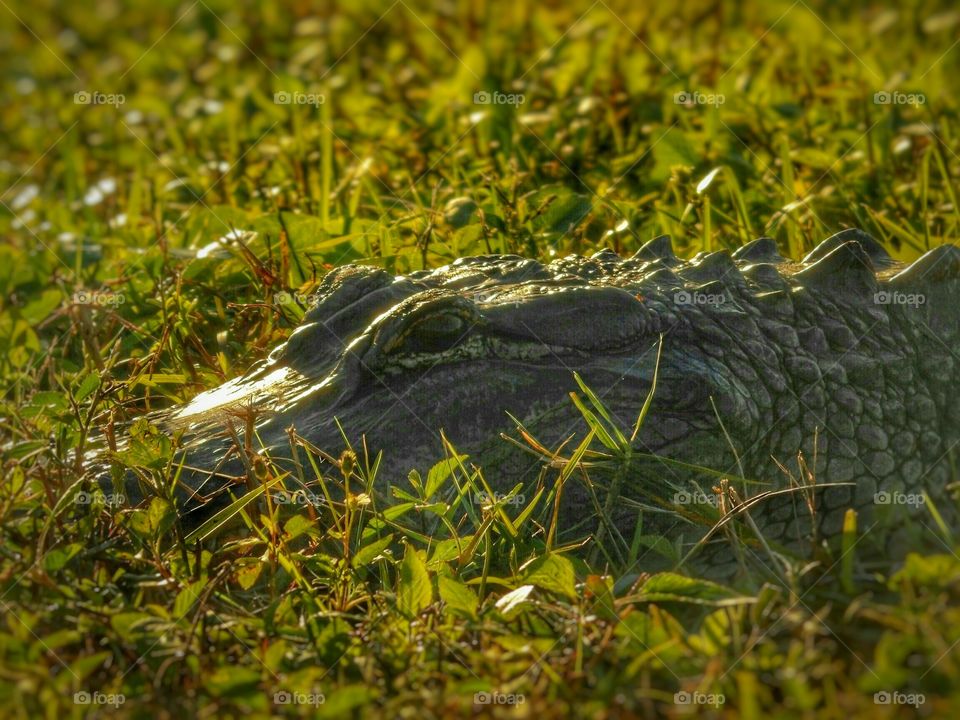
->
[[235, 562, 264, 591], [283, 514, 314, 542], [184, 476, 281, 545], [109, 612, 155, 642], [650, 130, 700, 182], [37, 475, 85, 551], [74, 372, 101, 402], [438, 575, 479, 619], [540, 192, 592, 235], [522, 553, 577, 601], [20, 289, 63, 325], [890, 553, 960, 590], [352, 533, 394, 568], [316, 684, 378, 719], [635, 572, 747, 605], [67, 651, 111, 681], [43, 543, 83, 572], [397, 543, 433, 617], [173, 579, 205, 619], [424, 455, 467, 500], [205, 666, 262, 698], [147, 497, 176, 536]]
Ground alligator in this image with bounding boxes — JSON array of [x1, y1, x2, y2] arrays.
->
[[114, 229, 960, 573]]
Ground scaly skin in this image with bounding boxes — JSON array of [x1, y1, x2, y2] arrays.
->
[[123, 229, 960, 569]]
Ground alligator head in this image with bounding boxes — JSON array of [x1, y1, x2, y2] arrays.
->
[[125, 229, 960, 567]]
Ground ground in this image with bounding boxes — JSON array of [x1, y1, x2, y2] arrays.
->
[[1, 0, 960, 717]]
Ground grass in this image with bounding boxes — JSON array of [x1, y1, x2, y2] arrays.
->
[[2, 0, 960, 716]]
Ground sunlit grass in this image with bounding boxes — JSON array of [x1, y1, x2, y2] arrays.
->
[[2, 0, 960, 716]]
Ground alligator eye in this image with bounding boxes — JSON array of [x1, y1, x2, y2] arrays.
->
[[404, 312, 469, 353]]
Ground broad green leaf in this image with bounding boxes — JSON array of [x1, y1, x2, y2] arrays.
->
[[634, 572, 747, 606], [522, 553, 577, 601], [43, 543, 83, 572], [110, 612, 155, 642], [67, 651, 111, 681], [315, 684, 378, 719], [74, 372, 100, 402], [352, 533, 394, 568], [650, 130, 700, 182], [283, 514, 314, 542], [173, 579, 205, 619], [21, 289, 63, 325], [438, 575, 479, 619], [397, 543, 433, 617], [424, 455, 467, 500], [147, 497, 176, 536], [235, 562, 264, 591]]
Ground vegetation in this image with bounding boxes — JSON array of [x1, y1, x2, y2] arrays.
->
[[1, 0, 959, 716]]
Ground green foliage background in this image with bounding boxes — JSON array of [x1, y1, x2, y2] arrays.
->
[[1, 0, 960, 717]]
